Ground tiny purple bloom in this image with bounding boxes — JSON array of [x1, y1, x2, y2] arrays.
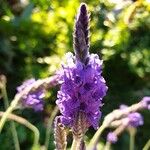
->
[[56, 53, 108, 129], [141, 96, 150, 110], [107, 132, 118, 143], [120, 104, 143, 127], [128, 112, 143, 127], [17, 79, 44, 111]]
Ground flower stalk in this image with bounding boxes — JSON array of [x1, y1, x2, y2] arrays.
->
[[128, 127, 136, 150], [0, 75, 20, 150], [54, 117, 67, 150], [79, 140, 86, 150], [71, 137, 81, 150], [88, 99, 148, 149], [0, 111, 40, 148], [104, 142, 111, 150], [71, 112, 88, 150], [88, 124, 106, 149], [143, 139, 150, 150], [44, 106, 59, 150]]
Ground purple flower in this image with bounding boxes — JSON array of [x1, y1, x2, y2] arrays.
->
[[56, 53, 108, 129], [141, 96, 150, 110], [56, 3, 107, 130], [120, 105, 143, 127], [107, 132, 118, 143], [17, 79, 45, 111], [128, 112, 143, 127]]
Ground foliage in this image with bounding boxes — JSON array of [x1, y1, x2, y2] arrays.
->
[[0, 0, 150, 150]]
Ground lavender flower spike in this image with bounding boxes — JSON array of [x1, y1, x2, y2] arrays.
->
[[17, 79, 45, 111], [56, 52, 108, 129], [73, 3, 90, 64], [56, 3, 108, 130]]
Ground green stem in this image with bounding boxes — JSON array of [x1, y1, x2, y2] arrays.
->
[[44, 106, 59, 150], [130, 134, 134, 150], [0, 93, 21, 132], [27, 122, 40, 147], [104, 142, 111, 150], [1, 83, 20, 150], [143, 139, 150, 150], [0, 90, 40, 148], [10, 123, 20, 150], [0, 111, 40, 148], [129, 127, 136, 150], [0, 102, 16, 132], [71, 137, 81, 150], [88, 124, 106, 149]]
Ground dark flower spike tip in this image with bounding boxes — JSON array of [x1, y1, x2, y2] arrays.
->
[[73, 3, 90, 64]]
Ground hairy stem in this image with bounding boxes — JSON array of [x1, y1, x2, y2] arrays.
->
[[71, 137, 82, 150], [71, 112, 88, 150], [44, 106, 59, 150], [79, 140, 86, 150], [54, 117, 67, 150]]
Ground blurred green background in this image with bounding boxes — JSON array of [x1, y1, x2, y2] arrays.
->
[[0, 0, 150, 149]]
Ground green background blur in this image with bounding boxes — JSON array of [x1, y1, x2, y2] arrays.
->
[[0, 0, 150, 149]]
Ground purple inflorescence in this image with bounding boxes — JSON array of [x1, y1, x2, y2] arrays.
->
[[128, 112, 143, 127], [120, 104, 143, 127], [56, 52, 108, 129], [141, 96, 150, 110], [17, 79, 44, 111], [107, 132, 118, 143]]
